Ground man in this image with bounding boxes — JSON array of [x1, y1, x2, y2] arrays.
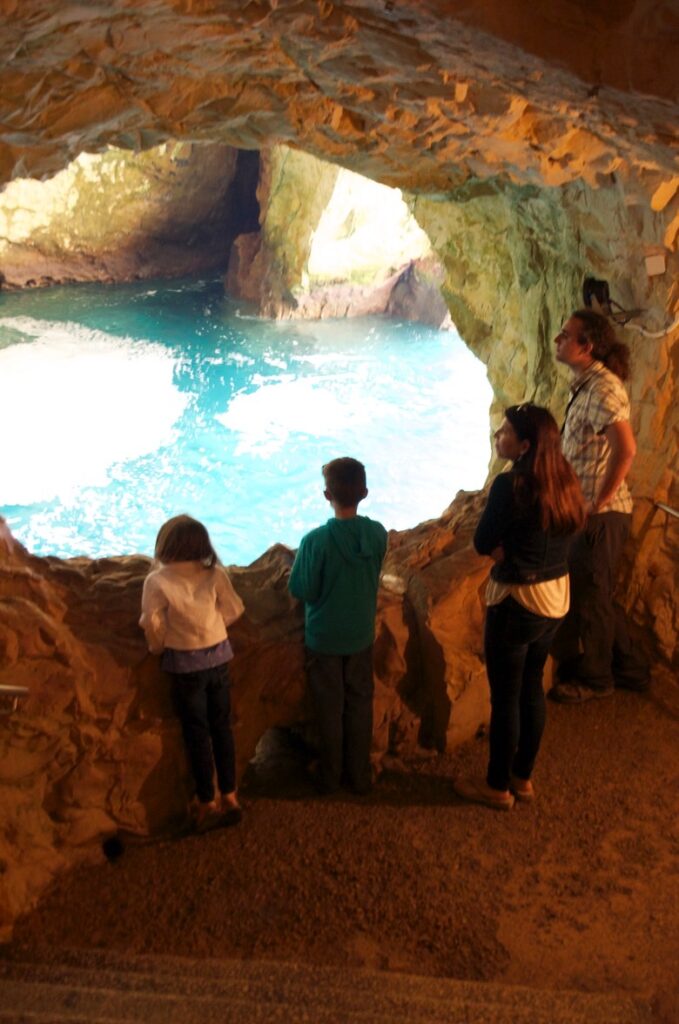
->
[[550, 309, 649, 702]]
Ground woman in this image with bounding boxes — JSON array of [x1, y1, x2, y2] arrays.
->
[[454, 404, 586, 810]]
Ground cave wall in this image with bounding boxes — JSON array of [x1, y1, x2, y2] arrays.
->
[[0, 0, 677, 938], [410, 176, 679, 660], [0, 492, 493, 939], [226, 144, 447, 322], [0, 1, 676, 191], [226, 146, 340, 312], [0, 143, 242, 287], [235, 143, 678, 659]]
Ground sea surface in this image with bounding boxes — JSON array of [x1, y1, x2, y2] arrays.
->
[[0, 277, 492, 564]]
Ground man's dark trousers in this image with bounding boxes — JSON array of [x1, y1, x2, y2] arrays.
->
[[554, 511, 648, 691]]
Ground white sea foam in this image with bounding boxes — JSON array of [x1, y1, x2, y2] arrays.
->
[[0, 318, 188, 505], [216, 377, 393, 457]]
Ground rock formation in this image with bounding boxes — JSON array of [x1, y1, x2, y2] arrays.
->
[[0, 0, 677, 937], [226, 147, 448, 323], [0, 489, 493, 939], [0, 144, 247, 287]]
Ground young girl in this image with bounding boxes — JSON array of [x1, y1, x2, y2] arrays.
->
[[454, 404, 586, 810], [140, 515, 245, 830]]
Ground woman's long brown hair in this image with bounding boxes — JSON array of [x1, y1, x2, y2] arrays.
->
[[506, 404, 586, 533]]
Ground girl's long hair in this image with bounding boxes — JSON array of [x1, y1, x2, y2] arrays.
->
[[154, 515, 218, 566], [506, 404, 586, 534]]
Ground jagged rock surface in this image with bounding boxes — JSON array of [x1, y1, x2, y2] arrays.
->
[[0, 492, 493, 938], [0, 1, 677, 189], [0, 0, 677, 944], [0, 144, 241, 287]]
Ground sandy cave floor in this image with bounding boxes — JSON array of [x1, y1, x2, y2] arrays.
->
[[11, 688, 679, 1012]]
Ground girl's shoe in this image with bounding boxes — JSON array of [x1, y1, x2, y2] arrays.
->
[[453, 776, 515, 811], [510, 775, 535, 802], [220, 793, 242, 814], [193, 800, 219, 832]]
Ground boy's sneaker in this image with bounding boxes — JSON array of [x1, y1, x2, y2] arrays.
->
[[307, 762, 340, 795]]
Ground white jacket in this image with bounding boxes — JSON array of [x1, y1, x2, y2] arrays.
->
[[140, 561, 244, 655]]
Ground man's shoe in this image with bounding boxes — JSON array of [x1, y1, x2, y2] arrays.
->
[[348, 780, 373, 796], [614, 675, 651, 693], [548, 682, 614, 704], [453, 776, 514, 811]]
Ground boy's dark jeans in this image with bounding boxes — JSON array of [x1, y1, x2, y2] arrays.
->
[[484, 597, 561, 791], [171, 663, 236, 804], [306, 645, 374, 793], [553, 511, 648, 691]]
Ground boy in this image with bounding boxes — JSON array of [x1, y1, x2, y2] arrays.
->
[[289, 458, 387, 794]]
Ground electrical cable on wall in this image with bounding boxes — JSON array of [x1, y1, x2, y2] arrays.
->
[[622, 315, 679, 339]]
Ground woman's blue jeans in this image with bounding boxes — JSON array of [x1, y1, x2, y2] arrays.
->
[[484, 597, 561, 791]]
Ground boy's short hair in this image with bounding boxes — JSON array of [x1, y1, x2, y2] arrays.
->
[[323, 458, 367, 509]]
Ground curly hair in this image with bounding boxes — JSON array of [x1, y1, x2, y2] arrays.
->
[[571, 309, 630, 381]]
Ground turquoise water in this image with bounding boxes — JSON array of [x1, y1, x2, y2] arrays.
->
[[0, 278, 492, 564]]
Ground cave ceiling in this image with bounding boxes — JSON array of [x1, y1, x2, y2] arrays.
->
[[0, 0, 677, 198]]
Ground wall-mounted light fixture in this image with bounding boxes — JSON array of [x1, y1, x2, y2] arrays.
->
[[582, 275, 678, 339]]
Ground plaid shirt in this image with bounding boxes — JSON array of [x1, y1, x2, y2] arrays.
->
[[562, 361, 633, 514]]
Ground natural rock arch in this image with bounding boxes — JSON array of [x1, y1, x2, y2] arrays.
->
[[0, 0, 677, 937]]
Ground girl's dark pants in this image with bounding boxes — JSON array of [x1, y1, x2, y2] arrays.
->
[[306, 645, 374, 793], [170, 663, 236, 803], [484, 597, 561, 792]]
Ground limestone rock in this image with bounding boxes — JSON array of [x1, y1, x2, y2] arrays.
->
[[0, 495, 494, 938], [0, 144, 240, 287], [227, 148, 446, 321], [0, 0, 678, 944], [386, 258, 453, 330], [0, 2, 676, 190]]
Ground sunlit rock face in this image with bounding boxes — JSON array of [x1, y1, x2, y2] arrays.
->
[[0, 1, 676, 188], [0, 144, 243, 286], [226, 145, 449, 323]]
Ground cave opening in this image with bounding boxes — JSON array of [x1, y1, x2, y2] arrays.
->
[[0, 145, 493, 563]]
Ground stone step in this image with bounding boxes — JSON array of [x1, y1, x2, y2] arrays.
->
[[0, 946, 652, 1024]]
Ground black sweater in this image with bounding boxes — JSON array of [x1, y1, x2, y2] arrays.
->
[[473, 471, 574, 585]]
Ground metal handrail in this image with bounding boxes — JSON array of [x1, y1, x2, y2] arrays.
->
[[0, 684, 29, 714], [655, 502, 679, 521]]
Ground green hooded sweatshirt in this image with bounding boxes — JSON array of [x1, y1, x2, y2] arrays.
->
[[289, 515, 388, 655]]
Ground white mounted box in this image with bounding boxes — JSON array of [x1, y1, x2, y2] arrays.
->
[[645, 253, 666, 276]]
